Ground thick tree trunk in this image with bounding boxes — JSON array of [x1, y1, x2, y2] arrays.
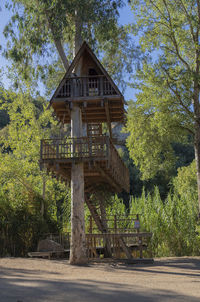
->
[[194, 122, 200, 219], [73, 12, 83, 57], [70, 161, 87, 264], [193, 76, 200, 218], [70, 105, 87, 264], [69, 16, 87, 264]]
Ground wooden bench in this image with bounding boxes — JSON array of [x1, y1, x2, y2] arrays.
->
[[28, 251, 53, 259], [28, 250, 69, 259]]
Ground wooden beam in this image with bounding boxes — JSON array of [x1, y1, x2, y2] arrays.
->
[[53, 95, 122, 102], [94, 163, 120, 192], [104, 100, 112, 140], [118, 237, 132, 259], [53, 100, 123, 107], [59, 114, 123, 119], [84, 172, 100, 176], [85, 195, 104, 233]]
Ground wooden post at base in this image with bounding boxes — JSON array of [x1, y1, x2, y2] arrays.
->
[[69, 105, 87, 265]]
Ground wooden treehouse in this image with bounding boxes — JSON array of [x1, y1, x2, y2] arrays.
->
[[40, 42, 129, 194], [40, 42, 152, 263]]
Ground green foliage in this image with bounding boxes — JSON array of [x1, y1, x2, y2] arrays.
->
[[0, 190, 58, 256], [4, 0, 134, 93], [173, 160, 197, 197], [126, 0, 198, 181], [125, 84, 192, 180], [0, 87, 71, 256], [130, 183, 200, 257]]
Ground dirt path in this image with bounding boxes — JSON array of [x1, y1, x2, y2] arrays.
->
[[0, 257, 200, 302]]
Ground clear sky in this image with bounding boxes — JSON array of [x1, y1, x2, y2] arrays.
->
[[0, 1, 13, 88], [0, 1, 136, 100]]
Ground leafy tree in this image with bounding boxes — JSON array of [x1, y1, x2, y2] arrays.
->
[[3, 0, 134, 93], [173, 160, 197, 197], [0, 87, 71, 255], [126, 0, 200, 216]]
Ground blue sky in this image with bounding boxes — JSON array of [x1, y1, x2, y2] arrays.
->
[[0, 2, 135, 100], [0, 2, 12, 87]]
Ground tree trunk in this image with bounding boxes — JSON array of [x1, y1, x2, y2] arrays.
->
[[45, 10, 70, 71], [70, 105, 87, 264], [73, 11, 83, 58], [54, 38, 69, 71], [193, 75, 200, 219], [194, 121, 200, 219], [69, 14, 87, 264]]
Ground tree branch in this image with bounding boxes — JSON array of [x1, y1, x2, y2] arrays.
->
[[165, 78, 193, 117], [178, 0, 196, 43], [46, 17, 70, 71], [162, 0, 191, 71], [173, 124, 194, 135]]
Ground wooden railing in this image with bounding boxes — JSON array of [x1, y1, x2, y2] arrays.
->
[[86, 233, 152, 259], [41, 136, 109, 160], [88, 214, 142, 234], [109, 140, 130, 192], [57, 75, 117, 98], [40, 136, 129, 191]]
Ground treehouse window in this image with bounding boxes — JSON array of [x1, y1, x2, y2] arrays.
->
[[88, 68, 98, 96]]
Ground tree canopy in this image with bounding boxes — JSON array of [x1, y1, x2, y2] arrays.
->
[[3, 0, 134, 94], [126, 0, 200, 214]]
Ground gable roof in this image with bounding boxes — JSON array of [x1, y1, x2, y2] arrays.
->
[[49, 41, 124, 104]]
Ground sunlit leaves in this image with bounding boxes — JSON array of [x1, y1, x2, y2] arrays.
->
[[126, 0, 199, 180]]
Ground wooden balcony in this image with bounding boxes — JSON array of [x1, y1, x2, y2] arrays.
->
[[56, 75, 117, 99], [51, 75, 125, 124], [40, 136, 130, 193]]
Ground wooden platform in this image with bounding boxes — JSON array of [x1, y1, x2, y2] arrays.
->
[[40, 136, 129, 193], [86, 232, 152, 260]]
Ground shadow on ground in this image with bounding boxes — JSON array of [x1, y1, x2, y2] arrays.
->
[[0, 257, 200, 302], [115, 257, 200, 278]]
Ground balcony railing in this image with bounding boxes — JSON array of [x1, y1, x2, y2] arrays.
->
[[40, 136, 129, 192], [57, 75, 117, 98], [41, 136, 109, 160]]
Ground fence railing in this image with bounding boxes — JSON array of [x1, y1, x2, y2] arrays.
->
[[41, 136, 109, 160], [40, 136, 129, 192], [87, 214, 141, 234], [57, 75, 117, 98]]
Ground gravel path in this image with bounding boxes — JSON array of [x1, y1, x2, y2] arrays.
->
[[0, 257, 200, 302]]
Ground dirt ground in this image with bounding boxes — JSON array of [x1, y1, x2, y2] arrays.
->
[[0, 257, 200, 302]]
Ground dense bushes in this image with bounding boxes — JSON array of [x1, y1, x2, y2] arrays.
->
[[0, 90, 70, 257], [129, 161, 200, 257], [0, 194, 59, 257]]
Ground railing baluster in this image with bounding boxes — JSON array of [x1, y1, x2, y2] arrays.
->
[[56, 140, 59, 159]]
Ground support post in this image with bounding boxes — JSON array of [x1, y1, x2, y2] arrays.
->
[[105, 99, 112, 140], [70, 105, 87, 265]]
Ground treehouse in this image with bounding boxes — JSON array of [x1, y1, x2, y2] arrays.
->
[[40, 42, 129, 193]]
